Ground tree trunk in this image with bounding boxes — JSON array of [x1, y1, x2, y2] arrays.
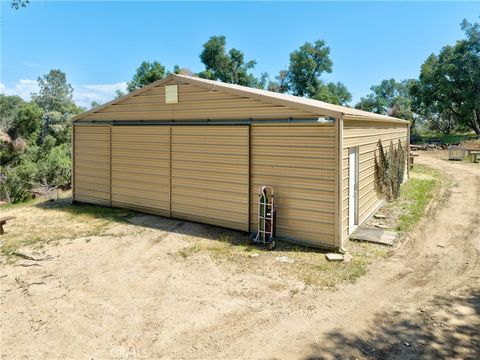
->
[[471, 110, 480, 135], [40, 113, 49, 143]]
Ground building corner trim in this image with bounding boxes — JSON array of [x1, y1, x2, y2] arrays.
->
[[336, 115, 344, 251]]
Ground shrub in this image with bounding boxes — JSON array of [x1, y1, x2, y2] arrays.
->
[[374, 139, 406, 201], [0, 162, 36, 203]]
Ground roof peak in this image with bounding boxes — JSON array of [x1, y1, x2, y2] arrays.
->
[[72, 73, 408, 124]]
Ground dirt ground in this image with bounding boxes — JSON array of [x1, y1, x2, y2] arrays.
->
[[1, 151, 479, 359]]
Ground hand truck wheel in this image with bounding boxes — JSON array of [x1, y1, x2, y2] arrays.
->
[[267, 239, 276, 250]]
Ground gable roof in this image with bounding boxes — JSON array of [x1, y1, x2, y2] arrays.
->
[[72, 74, 409, 124]]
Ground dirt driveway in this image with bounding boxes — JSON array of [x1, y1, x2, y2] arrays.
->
[[1, 152, 479, 359]]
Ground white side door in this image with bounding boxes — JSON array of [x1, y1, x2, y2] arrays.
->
[[348, 147, 359, 233]]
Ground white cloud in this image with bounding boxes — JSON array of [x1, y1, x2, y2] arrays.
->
[[0, 79, 128, 109], [77, 82, 129, 108], [75, 82, 127, 108], [0, 79, 39, 100]]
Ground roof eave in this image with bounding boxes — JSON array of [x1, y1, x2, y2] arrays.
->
[[342, 114, 410, 124]]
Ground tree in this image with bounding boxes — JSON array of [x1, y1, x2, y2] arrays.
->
[[261, 70, 290, 93], [9, 102, 43, 141], [11, 0, 29, 10], [115, 89, 125, 99], [33, 69, 74, 114], [90, 101, 101, 109], [313, 82, 352, 106], [32, 69, 79, 142], [127, 61, 166, 92], [356, 79, 410, 115], [1, 70, 78, 203], [410, 18, 480, 134], [0, 95, 24, 129], [287, 40, 333, 97], [198, 36, 259, 87], [355, 79, 417, 126], [172, 65, 194, 76]]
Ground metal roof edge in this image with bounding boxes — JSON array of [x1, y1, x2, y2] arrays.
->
[[342, 114, 410, 124], [171, 74, 341, 119]]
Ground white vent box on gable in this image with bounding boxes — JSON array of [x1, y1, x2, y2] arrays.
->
[[165, 85, 178, 104]]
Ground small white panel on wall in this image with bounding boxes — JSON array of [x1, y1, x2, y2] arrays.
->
[[165, 85, 178, 104]]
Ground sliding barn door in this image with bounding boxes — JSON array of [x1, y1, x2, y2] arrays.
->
[[171, 126, 249, 231], [111, 126, 170, 216]]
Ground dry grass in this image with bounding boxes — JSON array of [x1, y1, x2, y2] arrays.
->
[[1, 163, 443, 288], [0, 197, 131, 258], [174, 165, 443, 289], [174, 231, 389, 289]]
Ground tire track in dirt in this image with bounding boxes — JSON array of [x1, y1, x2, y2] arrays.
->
[[1, 153, 478, 359], [212, 153, 480, 359]]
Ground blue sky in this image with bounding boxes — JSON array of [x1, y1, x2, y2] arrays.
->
[[1, 1, 479, 108]]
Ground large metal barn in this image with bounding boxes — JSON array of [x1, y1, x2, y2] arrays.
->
[[72, 74, 409, 250]]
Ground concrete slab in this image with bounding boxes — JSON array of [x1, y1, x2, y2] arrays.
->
[[351, 227, 396, 246], [350, 228, 384, 242], [326, 253, 344, 261], [383, 230, 397, 237], [377, 237, 395, 245]]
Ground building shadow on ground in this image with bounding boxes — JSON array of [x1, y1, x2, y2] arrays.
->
[[35, 197, 328, 255], [304, 287, 480, 359]]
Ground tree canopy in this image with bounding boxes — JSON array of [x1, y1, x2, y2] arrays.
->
[[11, 0, 29, 10], [410, 18, 480, 134], [355, 79, 417, 126], [32, 69, 74, 114], [287, 40, 333, 97], [198, 36, 259, 87], [259, 40, 351, 105], [313, 82, 352, 106], [127, 61, 166, 93], [1, 70, 80, 203]]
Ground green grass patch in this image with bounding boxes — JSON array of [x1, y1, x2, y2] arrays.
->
[[175, 164, 444, 289], [385, 165, 443, 233]]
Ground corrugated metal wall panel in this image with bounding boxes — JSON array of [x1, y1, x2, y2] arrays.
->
[[342, 121, 409, 242], [111, 126, 170, 216], [250, 124, 336, 248], [73, 122, 340, 248], [74, 126, 111, 205], [171, 126, 249, 231], [79, 83, 318, 121]]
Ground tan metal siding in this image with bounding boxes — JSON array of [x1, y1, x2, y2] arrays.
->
[[79, 82, 319, 121], [250, 124, 336, 248], [342, 120, 409, 242], [111, 126, 170, 216], [171, 126, 249, 231], [74, 125, 111, 205]]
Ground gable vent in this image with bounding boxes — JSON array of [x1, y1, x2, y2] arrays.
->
[[165, 85, 178, 104]]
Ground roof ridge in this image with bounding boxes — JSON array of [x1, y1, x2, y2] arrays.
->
[[72, 73, 408, 123]]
